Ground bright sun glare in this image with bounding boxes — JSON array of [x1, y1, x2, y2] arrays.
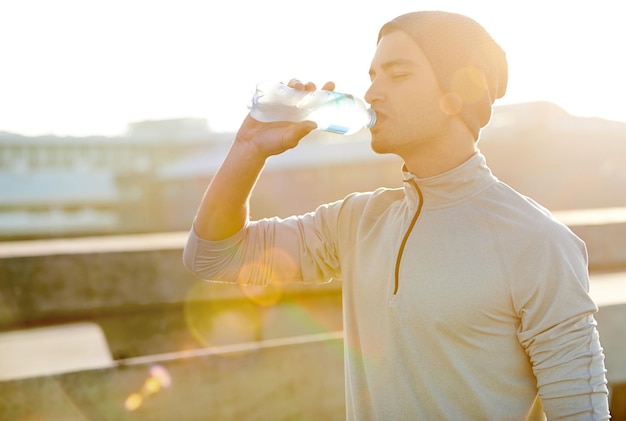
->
[[1, 0, 624, 136]]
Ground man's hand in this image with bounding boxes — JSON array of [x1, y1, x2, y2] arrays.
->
[[192, 79, 336, 241], [234, 79, 336, 159]]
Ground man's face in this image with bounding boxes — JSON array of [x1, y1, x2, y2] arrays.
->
[[365, 30, 448, 155]]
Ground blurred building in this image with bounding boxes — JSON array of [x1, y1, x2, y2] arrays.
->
[[0, 118, 402, 240], [0, 118, 228, 239], [1, 103, 626, 240]]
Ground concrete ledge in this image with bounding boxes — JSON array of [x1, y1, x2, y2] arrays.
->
[[586, 271, 626, 402], [1, 328, 623, 419], [595, 302, 626, 384], [0, 322, 113, 381], [554, 207, 626, 270], [1, 208, 625, 327], [0, 232, 341, 328], [0, 333, 346, 421]]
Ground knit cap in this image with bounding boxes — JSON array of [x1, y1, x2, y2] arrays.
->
[[378, 11, 508, 139]]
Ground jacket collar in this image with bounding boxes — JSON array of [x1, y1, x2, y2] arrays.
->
[[402, 152, 497, 211]]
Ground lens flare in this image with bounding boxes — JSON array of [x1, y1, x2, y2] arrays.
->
[[124, 393, 143, 411], [183, 247, 304, 350], [237, 247, 299, 306], [124, 365, 171, 412], [184, 282, 261, 348], [239, 282, 282, 307], [143, 376, 161, 395], [287, 296, 343, 333], [150, 364, 171, 388], [451, 65, 488, 104]]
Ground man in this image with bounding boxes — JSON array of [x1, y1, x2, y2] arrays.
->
[[183, 11, 610, 420]]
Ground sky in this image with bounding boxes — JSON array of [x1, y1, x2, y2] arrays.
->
[[1, 0, 625, 137]]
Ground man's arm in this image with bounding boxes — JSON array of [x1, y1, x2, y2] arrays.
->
[[192, 80, 334, 241], [515, 227, 610, 419], [192, 115, 316, 240]]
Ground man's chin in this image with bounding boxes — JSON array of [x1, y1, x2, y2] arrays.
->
[[370, 136, 391, 155]]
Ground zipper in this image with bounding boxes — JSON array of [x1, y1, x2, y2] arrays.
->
[[393, 178, 424, 295]]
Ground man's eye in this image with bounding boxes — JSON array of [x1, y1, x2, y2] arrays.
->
[[392, 73, 409, 79]]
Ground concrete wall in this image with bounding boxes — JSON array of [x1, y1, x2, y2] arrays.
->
[[0, 232, 343, 360]]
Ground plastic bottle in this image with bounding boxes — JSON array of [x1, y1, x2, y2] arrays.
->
[[249, 81, 376, 135]]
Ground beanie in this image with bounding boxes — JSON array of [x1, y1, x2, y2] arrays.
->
[[378, 11, 508, 140]]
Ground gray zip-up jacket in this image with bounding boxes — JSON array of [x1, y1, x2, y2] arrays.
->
[[183, 152, 609, 420]]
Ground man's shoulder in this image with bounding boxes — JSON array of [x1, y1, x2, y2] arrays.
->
[[343, 186, 405, 209], [484, 181, 580, 241], [330, 187, 405, 223]]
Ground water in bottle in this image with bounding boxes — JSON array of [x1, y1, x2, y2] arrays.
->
[[249, 81, 376, 135]]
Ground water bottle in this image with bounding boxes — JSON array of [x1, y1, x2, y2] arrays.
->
[[249, 81, 376, 135]]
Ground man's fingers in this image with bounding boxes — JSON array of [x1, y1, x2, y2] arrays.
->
[[287, 78, 305, 89], [286, 79, 335, 92], [282, 121, 317, 149], [322, 81, 335, 91]]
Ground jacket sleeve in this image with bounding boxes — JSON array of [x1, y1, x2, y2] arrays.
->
[[182, 201, 344, 286], [514, 224, 610, 419]]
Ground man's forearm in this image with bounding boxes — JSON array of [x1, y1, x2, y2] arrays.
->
[[190, 97, 319, 241], [193, 141, 267, 241]]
